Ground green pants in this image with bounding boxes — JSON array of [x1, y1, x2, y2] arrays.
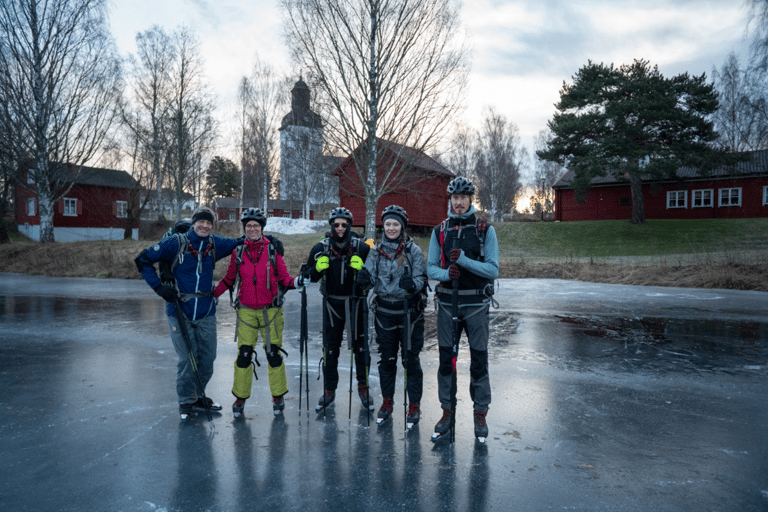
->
[[233, 306, 287, 399]]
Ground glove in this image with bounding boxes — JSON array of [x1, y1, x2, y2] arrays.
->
[[154, 284, 179, 302], [356, 268, 373, 288], [350, 255, 364, 271], [450, 248, 462, 263], [448, 264, 460, 280], [293, 275, 305, 288], [399, 272, 416, 293], [265, 235, 284, 256], [315, 255, 330, 273]]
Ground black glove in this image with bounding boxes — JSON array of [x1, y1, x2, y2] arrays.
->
[[154, 284, 179, 302], [265, 235, 284, 256], [356, 267, 373, 288], [399, 272, 416, 293]]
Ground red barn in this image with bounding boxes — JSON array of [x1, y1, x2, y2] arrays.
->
[[16, 164, 139, 241], [334, 139, 455, 228], [552, 150, 768, 221]]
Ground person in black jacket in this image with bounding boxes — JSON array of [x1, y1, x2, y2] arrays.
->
[[305, 207, 372, 412]]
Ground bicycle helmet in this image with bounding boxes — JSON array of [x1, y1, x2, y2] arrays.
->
[[328, 207, 353, 225], [447, 176, 475, 195], [241, 207, 267, 228], [381, 205, 408, 229]]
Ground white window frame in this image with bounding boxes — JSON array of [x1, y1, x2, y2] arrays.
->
[[692, 189, 713, 208], [666, 190, 687, 209], [27, 198, 35, 216], [27, 171, 35, 184], [718, 188, 741, 207], [228, 212, 236, 221], [763, 186, 768, 206], [116, 200, 127, 218], [63, 197, 77, 216]]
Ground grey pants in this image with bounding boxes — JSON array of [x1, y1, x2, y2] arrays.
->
[[436, 302, 491, 412], [168, 314, 217, 404]]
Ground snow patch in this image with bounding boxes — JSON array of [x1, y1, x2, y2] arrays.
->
[[263, 217, 326, 235]]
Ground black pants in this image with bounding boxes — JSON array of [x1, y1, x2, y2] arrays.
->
[[322, 296, 369, 391], [375, 307, 424, 404]]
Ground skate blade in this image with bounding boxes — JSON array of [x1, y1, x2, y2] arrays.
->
[[431, 432, 443, 441]]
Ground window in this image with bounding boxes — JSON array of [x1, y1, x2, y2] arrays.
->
[[229, 212, 236, 221], [763, 186, 768, 206], [64, 198, 77, 216], [692, 189, 713, 208], [719, 188, 741, 207], [282, 212, 291, 218], [666, 190, 687, 209], [27, 198, 35, 216], [115, 201, 127, 218]]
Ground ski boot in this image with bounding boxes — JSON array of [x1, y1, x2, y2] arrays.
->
[[193, 397, 222, 411], [232, 398, 246, 419], [179, 402, 194, 421], [377, 397, 394, 425], [316, 390, 335, 412], [272, 395, 285, 416], [474, 410, 488, 444], [358, 384, 375, 411], [406, 403, 421, 430], [431, 408, 453, 441]]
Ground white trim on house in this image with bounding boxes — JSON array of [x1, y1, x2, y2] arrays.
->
[[763, 186, 768, 206], [692, 189, 713, 208], [17, 225, 138, 241], [666, 190, 687, 209], [116, 200, 128, 218], [63, 197, 77, 216]]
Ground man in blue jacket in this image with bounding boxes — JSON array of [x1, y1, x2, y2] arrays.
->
[[427, 177, 499, 443], [136, 207, 241, 420]]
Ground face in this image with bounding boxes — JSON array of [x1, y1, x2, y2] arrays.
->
[[450, 194, 471, 215], [331, 218, 348, 238], [193, 219, 213, 237], [383, 219, 402, 240], [244, 220, 262, 241]]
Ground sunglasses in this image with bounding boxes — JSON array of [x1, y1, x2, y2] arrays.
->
[[333, 222, 348, 228]]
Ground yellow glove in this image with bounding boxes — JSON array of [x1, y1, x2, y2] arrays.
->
[[365, 238, 375, 249], [350, 255, 364, 271], [315, 255, 330, 273]]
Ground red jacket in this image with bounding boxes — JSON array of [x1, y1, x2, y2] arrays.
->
[[214, 237, 295, 310]]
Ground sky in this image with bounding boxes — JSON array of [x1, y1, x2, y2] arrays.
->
[[108, 0, 755, 175]]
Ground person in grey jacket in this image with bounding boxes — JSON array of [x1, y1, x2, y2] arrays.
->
[[357, 205, 427, 429]]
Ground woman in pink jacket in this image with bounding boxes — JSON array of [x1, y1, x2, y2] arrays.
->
[[214, 208, 303, 418]]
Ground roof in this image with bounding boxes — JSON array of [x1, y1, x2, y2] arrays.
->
[[552, 149, 768, 189], [335, 138, 455, 177], [76, 166, 138, 188], [212, 197, 241, 209]]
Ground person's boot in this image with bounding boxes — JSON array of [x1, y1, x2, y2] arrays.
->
[[431, 408, 453, 441], [474, 410, 488, 443], [377, 397, 394, 425], [316, 390, 335, 412], [272, 395, 285, 416], [179, 402, 194, 420], [232, 398, 246, 419], [193, 397, 222, 411], [357, 383, 375, 411], [406, 402, 421, 430]]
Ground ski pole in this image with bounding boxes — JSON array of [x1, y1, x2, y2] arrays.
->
[[348, 269, 358, 421], [172, 298, 213, 424], [402, 267, 411, 433], [450, 235, 460, 444], [361, 290, 371, 427], [299, 264, 309, 415]]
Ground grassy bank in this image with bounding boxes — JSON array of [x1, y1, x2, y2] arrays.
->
[[1, 218, 766, 291]]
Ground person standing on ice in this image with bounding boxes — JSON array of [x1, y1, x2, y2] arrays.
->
[[356, 205, 427, 428], [213, 208, 303, 419], [135, 206, 241, 420], [426, 177, 499, 443], [305, 207, 372, 412]]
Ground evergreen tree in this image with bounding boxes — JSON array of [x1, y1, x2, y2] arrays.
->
[[205, 156, 239, 201], [538, 59, 736, 224]]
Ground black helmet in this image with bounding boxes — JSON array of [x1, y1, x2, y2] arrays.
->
[[241, 207, 267, 228], [381, 205, 408, 229], [447, 176, 475, 195], [329, 207, 353, 224]]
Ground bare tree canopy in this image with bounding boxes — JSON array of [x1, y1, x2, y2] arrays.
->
[[530, 128, 565, 220], [747, 0, 768, 72], [473, 106, 527, 221], [0, 0, 122, 242], [282, 0, 469, 236]]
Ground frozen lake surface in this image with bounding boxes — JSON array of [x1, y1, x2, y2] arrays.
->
[[1, 273, 767, 511]]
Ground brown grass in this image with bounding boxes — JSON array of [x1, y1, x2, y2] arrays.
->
[[1, 231, 767, 291]]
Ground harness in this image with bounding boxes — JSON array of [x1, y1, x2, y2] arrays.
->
[[372, 237, 430, 312], [229, 240, 285, 309], [317, 233, 362, 288], [158, 233, 218, 317]]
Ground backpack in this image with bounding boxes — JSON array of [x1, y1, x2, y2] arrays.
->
[[158, 231, 217, 289], [438, 217, 488, 268]]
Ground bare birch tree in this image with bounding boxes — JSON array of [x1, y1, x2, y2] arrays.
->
[[0, 0, 122, 242], [282, 0, 469, 236], [530, 129, 564, 220], [473, 107, 527, 222]]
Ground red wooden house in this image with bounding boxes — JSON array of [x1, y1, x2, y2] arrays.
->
[[334, 140, 455, 228], [212, 198, 315, 222], [552, 150, 768, 222], [16, 164, 139, 241]]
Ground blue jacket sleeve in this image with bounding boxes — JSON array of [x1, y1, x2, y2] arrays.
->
[[426, 230, 450, 283], [455, 226, 499, 280]]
